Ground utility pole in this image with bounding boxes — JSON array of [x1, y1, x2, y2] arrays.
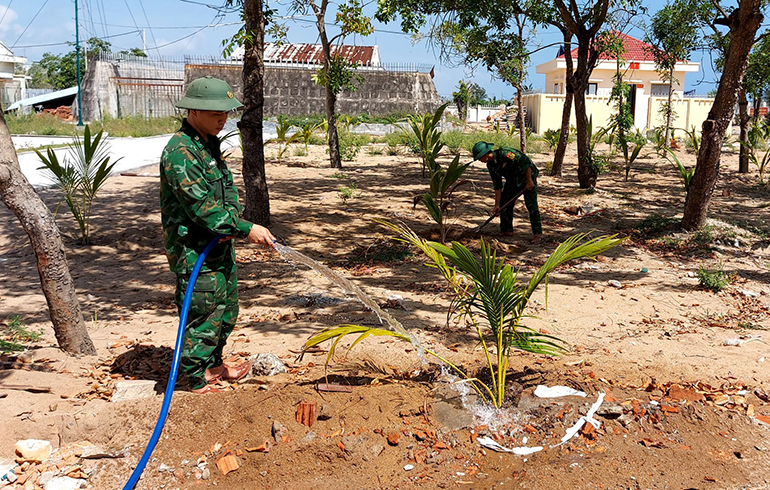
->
[[75, 0, 83, 126], [142, 29, 146, 53]]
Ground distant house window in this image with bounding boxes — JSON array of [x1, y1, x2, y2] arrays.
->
[[651, 84, 670, 97], [554, 83, 560, 94], [586, 83, 598, 96]]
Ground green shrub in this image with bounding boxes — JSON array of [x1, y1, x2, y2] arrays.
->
[[1, 316, 43, 354], [697, 264, 733, 292], [338, 182, 358, 203]]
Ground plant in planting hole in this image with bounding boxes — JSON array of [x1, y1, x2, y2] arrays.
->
[[304, 219, 624, 408]]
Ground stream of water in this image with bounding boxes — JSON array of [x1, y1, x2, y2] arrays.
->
[[274, 242, 426, 361]]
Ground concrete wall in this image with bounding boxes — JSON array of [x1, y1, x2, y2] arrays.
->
[[524, 92, 717, 135], [81, 56, 184, 121], [184, 64, 442, 116]]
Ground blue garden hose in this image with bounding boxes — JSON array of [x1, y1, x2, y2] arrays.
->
[[123, 235, 222, 490]]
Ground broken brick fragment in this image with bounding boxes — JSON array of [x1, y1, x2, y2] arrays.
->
[[387, 432, 401, 446]]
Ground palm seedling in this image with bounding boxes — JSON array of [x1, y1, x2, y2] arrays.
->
[[665, 148, 695, 191], [304, 220, 624, 408], [266, 115, 299, 163], [36, 125, 120, 245], [405, 103, 447, 178], [416, 154, 472, 242]]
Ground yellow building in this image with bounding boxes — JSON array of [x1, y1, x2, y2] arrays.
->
[[524, 33, 713, 135]]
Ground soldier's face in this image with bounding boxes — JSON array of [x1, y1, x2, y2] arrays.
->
[[189, 110, 228, 138], [479, 152, 493, 163]]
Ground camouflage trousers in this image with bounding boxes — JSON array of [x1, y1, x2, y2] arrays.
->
[[500, 183, 542, 235], [174, 261, 239, 390]]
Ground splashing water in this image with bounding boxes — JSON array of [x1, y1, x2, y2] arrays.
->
[[274, 242, 426, 362]]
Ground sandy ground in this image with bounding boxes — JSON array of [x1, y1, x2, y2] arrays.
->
[[1, 137, 770, 489]]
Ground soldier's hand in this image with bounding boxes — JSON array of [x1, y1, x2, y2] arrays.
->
[[492, 205, 501, 216], [247, 224, 276, 248], [525, 180, 534, 191]]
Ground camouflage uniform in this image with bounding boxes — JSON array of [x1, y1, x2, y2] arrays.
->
[[486, 147, 542, 235], [160, 119, 253, 390]]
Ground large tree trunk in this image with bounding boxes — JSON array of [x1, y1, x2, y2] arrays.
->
[[738, 87, 751, 173], [551, 28, 574, 177], [0, 112, 95, 355], [682, 1, 763, 230], [574, 88, 596, 188], [239, 0, 270, 225], [314, 1, 342, 169]]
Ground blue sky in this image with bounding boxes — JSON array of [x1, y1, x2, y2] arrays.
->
[[0, 0, 722, 99]]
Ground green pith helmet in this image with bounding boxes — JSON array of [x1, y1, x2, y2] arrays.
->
[[175, 76, 243, 112], [472, 141, 494, 161]]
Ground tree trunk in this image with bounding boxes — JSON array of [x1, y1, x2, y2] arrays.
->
[[682, 0, 763, 230], [516, 85, 526, 153], [0, 112, 95, 355], [738, 87, 750, 173], [239, 0, 270, 226], [664, 68, 674, 147], [314, 1, 342, 169], [552, 29, 574, 177], [574, 88, 596, 188], [326, 88, 342, 169]]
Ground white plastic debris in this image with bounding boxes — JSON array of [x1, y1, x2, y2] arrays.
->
[[477, 437, 543, 456], [724, 336, 762, 347], [739, 289, 759, 298], [553, 392, 606, 447], [403, 464, 414, 471], [534, 385, 587, 398], [607, 280, 622, 288]]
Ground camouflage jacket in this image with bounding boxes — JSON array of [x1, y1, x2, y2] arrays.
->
[[486, 147, 539, 191], [160, 119, 253, 275]]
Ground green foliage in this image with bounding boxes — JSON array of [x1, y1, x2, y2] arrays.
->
[[367, 145, 384, 156], [297, 121, 324, 152], [305, 221, 625, 408], [740, 121, 770, 183], [312, 55, 365, 95], [587, 116, 611, 175], [338, 181, 358, 204], [266, 115, 300, 163], [543, 129, 561, 151], [681, 125, 701, 152], [337, 127, 368, 161], [5, 114, 180, 137], [417, 154, 472, 242], [665, 148, 695, 191], [441, 130, 465, 155], [697, 264, 734, 292], [406, 103, 447, 177], [30, 51, 83, 89], [453, 81, 469, 122], [36, 126, 119, 244], [1, 316, 44, 354]]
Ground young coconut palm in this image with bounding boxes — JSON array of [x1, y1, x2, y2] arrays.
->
[[304, 220, 625, 408]]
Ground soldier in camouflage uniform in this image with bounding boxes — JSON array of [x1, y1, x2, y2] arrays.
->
[[160, 76, 275, 394], [472, 141, 543, 244]]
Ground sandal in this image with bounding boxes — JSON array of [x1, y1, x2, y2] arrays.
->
[[220, 361, 252, 382], [189, 383, 222, 394]]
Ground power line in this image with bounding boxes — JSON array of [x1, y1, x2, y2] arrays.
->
[[0, 0, 14, 27], [86, 20, 242, 30], [14, 29, 140, 49], [11, 0, 50, 48], [137, 0, 158, 53]]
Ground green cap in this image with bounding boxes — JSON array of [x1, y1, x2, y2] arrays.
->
[[176, 76, 243, 111], [472, 141, 494, 161]]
